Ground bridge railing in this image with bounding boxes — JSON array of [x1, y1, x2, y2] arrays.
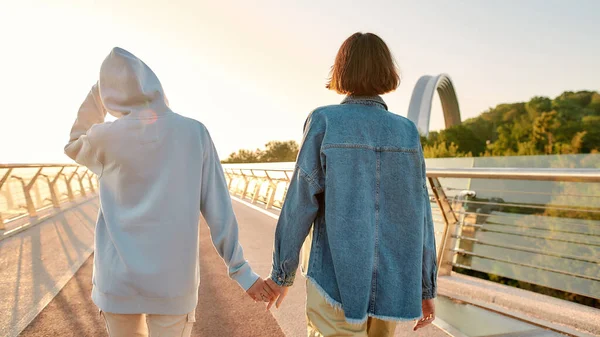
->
[[0, 164, 98, 229], [223, 166, 600, 302]]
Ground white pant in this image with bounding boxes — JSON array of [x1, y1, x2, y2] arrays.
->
[[100, 311, 195, 337]]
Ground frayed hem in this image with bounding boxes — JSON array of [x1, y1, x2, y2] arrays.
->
[[369, 313, 422, 322], [306, 276, 344, 312], [305, 277, 422, 325], [344, 312, 422, 325], [345, 316, 369, 325]]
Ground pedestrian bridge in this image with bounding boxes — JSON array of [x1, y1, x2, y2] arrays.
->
[[0, 162, 598, 337]]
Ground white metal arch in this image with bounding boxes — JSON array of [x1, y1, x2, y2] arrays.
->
[[407, 74, 461, 135]]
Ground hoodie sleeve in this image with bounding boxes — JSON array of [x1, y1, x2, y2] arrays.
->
[[64, 83, 108, 175], [199, 130, 259, 291]]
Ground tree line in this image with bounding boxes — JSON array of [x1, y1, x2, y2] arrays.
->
[[222, 140, 299, 163], [423, 90, 600, 158], [223, 90, 600, 162]]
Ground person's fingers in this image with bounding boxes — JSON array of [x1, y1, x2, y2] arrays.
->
[[265, 279, 283, 301], [276, 288, 289, 309], [265, 279, 278, 292], [413, 314, 434, 331], [414, 316, 428, 330], [413, 320, 425, 331], [267, 296, 277, 310], [263, 285, 275, 298]]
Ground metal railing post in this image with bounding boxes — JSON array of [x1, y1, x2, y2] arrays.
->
[[67, 168, 82, 197], [33, 179, 43, 206], [41, 175, 56, 208], [60, 173, 74, 201], [251, 176, 263, 203], [0, 169, 13, 228], [12, 168, 43, 218], [63, 170, 76, 201], [43, 167, 64, 209], [244, 170, 257, 200], [50, 167, 65, 207], [4, 181, 15, 209], [25, 168, 43, 217], [0, 169, 13, 189], [225, 170, 234, 190], [87, 172, 96, 193], [265, 187, 276, 209], [73, 172, 86, 197], [240, 172, 250, 199], [264, 172, 277, 209], [429, 177, 459, 276]]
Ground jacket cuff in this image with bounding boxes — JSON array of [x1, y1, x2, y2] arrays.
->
[[232, 265, 260, 291], [270, 269, 296, 287], [422, 287, 437, 300]]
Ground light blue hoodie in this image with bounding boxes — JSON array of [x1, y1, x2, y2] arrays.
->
[[65, 47, 258, 314]]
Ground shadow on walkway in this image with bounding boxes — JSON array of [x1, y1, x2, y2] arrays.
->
[[0, 199, 98, 337], [20, 221, 285, 337]]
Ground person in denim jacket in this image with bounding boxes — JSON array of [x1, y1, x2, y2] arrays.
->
[[265, 33, 437, 337]]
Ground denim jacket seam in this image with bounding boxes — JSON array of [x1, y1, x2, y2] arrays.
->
[[322, 143, 419, 153], [296, 165, 324, 193]]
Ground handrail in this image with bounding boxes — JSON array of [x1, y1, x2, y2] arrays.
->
[[4, 166, 597, 182], [0, 163, 78, 168], [224, 166, 600, 182], [427, 167, 600, 182], [224, 168, 292, 173]]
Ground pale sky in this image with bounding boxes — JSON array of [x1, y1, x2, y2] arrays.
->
[[1, 0, 598, 163]]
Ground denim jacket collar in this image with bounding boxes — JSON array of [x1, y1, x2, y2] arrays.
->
[[341, 95, 388, 110]]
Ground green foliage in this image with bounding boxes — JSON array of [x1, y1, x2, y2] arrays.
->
[[259, 141, 300, 162], [422, 90, 600, 158], [423, 142, 472, 158], [222, 140, 299, 163]]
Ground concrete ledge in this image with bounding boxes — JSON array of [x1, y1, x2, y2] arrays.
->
[[438, 273, 600, 337]]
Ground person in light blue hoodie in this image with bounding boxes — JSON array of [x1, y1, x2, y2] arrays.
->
[[65, 47, 273, 337]]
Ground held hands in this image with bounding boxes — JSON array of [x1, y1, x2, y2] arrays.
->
[[245, 278, 290, 309], [413, 299, 435, 331], [246, 278, 276, 303], [265, 278, 290, 310]]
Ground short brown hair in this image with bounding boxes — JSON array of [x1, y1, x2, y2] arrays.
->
[[326, 32, 400, 96]]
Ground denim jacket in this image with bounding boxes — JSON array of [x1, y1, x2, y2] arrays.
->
[[270, 96, 437, 323]]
